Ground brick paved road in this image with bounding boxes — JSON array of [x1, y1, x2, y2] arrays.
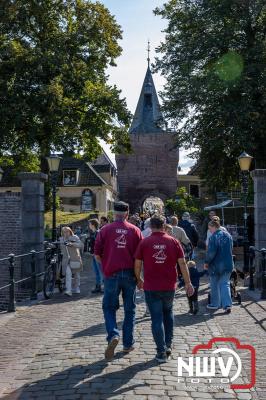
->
[[0, 254, 265, 400]]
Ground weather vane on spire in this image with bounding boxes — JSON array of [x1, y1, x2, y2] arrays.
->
[[147, 40, 151, 68]]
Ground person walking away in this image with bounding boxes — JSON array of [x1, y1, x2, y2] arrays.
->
[[165, 224, 174, 236], [142, 218, 152, 238], [89, 219, 104, 294], [134, 216, 194, 363], [202, 210, 216, 240], [170, 216, 192, 261], [178, 212, 199, 248], [140, 217, 152, 317], [204, 219, 233, 313], [170, 216, 190, 245], [185, 261, 208, 314], [60, 227, 83, 296], [179, 212, 199, 260], [94, 201, 143, 360]]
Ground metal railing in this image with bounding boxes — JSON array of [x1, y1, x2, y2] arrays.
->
[[0, 246, 52, 312]]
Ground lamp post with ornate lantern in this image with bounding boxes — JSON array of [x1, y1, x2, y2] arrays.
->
[[238, 152, 253, 283], [46, 155, 61, 242]]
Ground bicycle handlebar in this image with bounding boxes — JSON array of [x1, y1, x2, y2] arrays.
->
[[44, 241, 61, 250]]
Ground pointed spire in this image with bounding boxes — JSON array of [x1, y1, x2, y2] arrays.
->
[[147, 40, 151, 68], [129, 53, 165, 134]]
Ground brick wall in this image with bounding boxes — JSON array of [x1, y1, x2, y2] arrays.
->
[[0, 192, 22, 259], [0, 192, 23, 309], [116, 132, 179, 212]]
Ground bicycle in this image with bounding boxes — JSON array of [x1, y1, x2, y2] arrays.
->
[[43, 242, 65, 299]]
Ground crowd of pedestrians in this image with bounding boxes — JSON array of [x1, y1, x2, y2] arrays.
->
[[60, 203, 234, 362]]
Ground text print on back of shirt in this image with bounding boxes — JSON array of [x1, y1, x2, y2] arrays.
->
[[115, 229, 128, 248], [152, 244, 167, 263]]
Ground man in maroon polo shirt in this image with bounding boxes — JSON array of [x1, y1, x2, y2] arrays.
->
[[134, 215, 194, 363], [94, 201, 143, 360]]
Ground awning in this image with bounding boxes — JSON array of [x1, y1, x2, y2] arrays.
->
[[204, 200, 233, 211]]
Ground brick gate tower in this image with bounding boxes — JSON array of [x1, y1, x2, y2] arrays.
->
[[116, 60, 179, 212]]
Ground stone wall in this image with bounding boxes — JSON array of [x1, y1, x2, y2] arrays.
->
[[251, 169, 266, 288], [0, 173, 47, 310]]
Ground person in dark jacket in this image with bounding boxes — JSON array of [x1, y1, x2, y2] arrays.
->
[[89, 219, 104, 294], [179, 212, 199, 248], [179, 260, 208, 314]]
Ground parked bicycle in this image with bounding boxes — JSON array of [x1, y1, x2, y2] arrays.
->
[[43, 242, 64, 299]]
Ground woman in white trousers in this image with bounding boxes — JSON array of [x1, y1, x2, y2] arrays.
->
[[60, 227, 83, 296]]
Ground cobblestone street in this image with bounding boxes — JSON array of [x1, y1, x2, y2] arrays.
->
[[0, 255, 265, 400]]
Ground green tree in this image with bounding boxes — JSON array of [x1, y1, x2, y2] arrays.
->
[[0, 0, 131, 166], [154, 0, 266, 192], [165, 187, 200, 216]]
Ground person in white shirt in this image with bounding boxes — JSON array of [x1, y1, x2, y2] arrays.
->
[[170, 216, 190, 245], [142, 218, 152, 238]]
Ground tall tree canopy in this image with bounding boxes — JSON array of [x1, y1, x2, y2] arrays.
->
[[0, 0, 131, 169], [154, 0, 266, 191]]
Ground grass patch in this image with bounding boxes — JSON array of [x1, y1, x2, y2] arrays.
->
[[44, 211, 91, 227]]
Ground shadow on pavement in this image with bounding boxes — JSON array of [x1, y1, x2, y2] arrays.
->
[[2, 358, 156, 400]]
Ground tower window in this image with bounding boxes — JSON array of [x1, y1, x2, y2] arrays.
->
[[144, 93, 152, 108]]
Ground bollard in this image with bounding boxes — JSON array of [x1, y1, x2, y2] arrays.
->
[[261, 249, 266, 300], [8, 254, 15, 312], [30, 250, 37, 300]]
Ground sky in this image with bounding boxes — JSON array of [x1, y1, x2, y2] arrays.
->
[[99, 0, 194, 173]]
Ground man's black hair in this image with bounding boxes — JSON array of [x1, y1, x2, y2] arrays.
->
[[150, 215, 165, 230]]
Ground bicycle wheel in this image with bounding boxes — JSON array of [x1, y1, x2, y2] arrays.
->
[[58, 280, 65, 293], [43, 264, 56, 299], [57, 258, 65, 293]]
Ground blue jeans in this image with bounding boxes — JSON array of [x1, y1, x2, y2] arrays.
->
[[102, 269, 136, 348], [210, 272, 232, 309], [92, 256, 103, 285], [145, 290, 175, 354]]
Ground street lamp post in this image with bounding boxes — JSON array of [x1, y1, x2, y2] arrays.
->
[[238, 152, 253, 284], [46, 155, 61, 242]]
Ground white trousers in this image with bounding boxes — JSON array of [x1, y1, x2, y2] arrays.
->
[[65, 265, 80, 292]]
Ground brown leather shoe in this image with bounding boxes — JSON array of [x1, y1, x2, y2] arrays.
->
[[105, 336, 119, 360], [123, 346, 135, 353]]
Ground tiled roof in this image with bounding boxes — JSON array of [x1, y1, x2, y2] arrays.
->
[[93, 151, 116, 170], [0, 155, 111, 188]]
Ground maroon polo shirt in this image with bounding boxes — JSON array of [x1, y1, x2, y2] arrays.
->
[[94, 220, 143, 277], [135, 231, 184, 291]]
